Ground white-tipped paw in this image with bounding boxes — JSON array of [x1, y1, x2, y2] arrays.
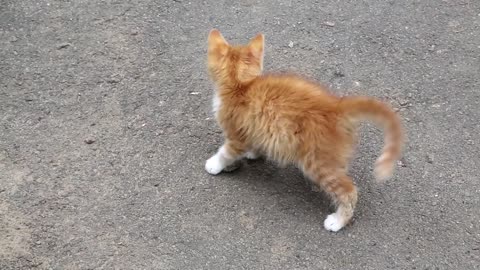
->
[[244, 151, 260, 160], [375, 155, 394, 182], [324, 214, 345, 232], [205, 155, 224, 175]]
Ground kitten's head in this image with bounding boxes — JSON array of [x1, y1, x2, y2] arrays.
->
[[207, 29, 264, 85]]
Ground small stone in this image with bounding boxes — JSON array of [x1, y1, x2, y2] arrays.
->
[[323, 21, 335, 27], [426, 154, 434, 164], [57, 42, 71, 49], [84, 138, 95, 144], [334, 69, 345, 77], [398, 98, 409, 106], [288, 41, 294, 48], [9, 36, 18, 42], [189, 92, 200, 95], [448, 21, 460, 28], [106, 76, 121, 83]]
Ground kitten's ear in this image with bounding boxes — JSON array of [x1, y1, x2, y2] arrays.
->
[[248, 33, 265, 61], [208, 29, 229, 55]]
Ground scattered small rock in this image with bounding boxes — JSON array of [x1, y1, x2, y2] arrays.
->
[[288, 41, 294, 48], [448, 20, 460, 28], [189, 92, 200, 95], [397, 159, 407, 167], [84, 138, 96, 144], [130, 30, 139, 36], [398, 98, 409, 106], [426, 154, 434, 164], [9, 36, 18, 42], [57, 42, 71, 50], [323, 21, 335, 27], [333, 69, 345, 77], [106, 77, 121, 84]]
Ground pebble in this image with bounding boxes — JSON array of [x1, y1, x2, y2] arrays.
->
[[398, 99, 409, 106], [323, 21, 335, 27], [426, 154, 434, 164], [84, 138, 96, 144], [57, 42, 71, 49], [106, 77, 121, 84]]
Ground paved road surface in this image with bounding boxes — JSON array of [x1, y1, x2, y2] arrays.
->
[[1, 1, 479, 269]]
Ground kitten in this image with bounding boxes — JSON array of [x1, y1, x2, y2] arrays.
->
[[204, 29, 404, 232]]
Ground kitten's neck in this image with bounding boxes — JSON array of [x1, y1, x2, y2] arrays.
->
[[214, 75, 258, 94]]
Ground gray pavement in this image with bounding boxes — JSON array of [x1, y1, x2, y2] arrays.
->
[[1, 0, 479, 269]]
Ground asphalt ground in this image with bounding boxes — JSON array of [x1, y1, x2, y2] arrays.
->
[[1, 0, 479, 269]]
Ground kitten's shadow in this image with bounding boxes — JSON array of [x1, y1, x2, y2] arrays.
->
[[222, 157, 373, 220], [224, 158, 333, 215]]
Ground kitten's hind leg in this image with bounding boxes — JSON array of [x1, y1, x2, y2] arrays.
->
[[321, 174, 357, 232], [205, 140, 246, 175], [306, 168, 358, 232]]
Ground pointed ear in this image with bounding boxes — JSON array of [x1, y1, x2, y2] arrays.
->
[[208, 29, 229, 55], [248, 33, 265, 61]]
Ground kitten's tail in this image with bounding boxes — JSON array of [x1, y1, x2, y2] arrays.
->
[[339, 96, 404, 182]]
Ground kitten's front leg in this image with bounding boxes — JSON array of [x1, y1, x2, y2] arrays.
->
[[205, 141, 246, 175], [244, 151, 260, 160]]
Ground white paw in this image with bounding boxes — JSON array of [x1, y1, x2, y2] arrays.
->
[[374, 154, 393, 182], [205, 155, 224, 175], [324, 214, 345, 232], [244, 151, 259, 160]]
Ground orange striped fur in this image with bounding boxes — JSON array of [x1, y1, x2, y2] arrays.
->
[[205, 29, 404, 231]]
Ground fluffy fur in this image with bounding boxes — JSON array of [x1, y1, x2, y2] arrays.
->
[[205, 29, 404, 232]]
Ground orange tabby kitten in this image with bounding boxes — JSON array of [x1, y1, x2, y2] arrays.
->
[[205, 29, 404, 232]]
